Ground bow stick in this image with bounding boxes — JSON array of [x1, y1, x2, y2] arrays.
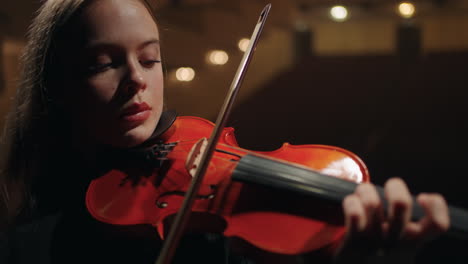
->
[[155, 4, 272, 264]]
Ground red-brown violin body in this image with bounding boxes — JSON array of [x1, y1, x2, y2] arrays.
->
[[86, 116, 370, 254]]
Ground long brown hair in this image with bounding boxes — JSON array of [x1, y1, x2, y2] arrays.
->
[[0, 0, 160, 230]]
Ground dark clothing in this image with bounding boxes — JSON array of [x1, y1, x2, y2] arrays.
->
[[1, 211, 254, 264]]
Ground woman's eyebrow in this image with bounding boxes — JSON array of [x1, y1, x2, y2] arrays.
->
[[83, 39, 160, 52], [138, 39, 160, 50], [83, 43, 119, 55]]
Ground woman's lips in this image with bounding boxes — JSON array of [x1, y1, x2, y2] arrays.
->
[[120, 110, 151, 122], [120, 103, 151, 123]]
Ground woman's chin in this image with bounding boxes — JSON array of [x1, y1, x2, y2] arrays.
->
[[119, 125, 155, 148]]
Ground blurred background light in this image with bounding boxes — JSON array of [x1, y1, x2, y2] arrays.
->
[[330, 5, 348, 22], [175, 67, 195, 82], [398, 2, 416, 18], [207, 50, 229, 65], [238, 38, 250, 52]]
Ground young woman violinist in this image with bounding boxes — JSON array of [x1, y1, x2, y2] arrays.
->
[[0, 0, 449, 263]]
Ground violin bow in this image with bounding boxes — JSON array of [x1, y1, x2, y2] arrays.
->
[[154, 4, 272, 264]]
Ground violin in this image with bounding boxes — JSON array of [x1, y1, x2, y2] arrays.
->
[[86, 113, 468, 255], [87, 114, 368, 254]]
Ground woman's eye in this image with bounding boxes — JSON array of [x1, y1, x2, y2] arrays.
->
[[140, 60, 161, 68], [87, 62, 114, 73]]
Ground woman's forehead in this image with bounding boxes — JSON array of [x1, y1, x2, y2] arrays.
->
[[79, 0, 159, 43]]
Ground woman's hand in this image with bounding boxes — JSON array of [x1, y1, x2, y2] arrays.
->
[[334, 178, 450, 264]]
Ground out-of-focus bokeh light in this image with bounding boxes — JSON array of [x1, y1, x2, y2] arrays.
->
[[207, 50, 229, 65], [175, 67, 195, 82], [330, 5, 348, 22], [398, 2, 416, 18], [238, 38, 250, 52]]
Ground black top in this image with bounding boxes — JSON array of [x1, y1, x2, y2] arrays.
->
[[1, 212, 254, 264]]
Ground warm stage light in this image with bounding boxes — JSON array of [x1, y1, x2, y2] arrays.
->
[[175, 67, 195, 82], [398, 2, 415, 18], [330, 5, 348, 22], [207, 50, 229, 65], [238, 38, 250, 52]]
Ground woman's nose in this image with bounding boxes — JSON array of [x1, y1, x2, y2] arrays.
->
[[123, 61, 146, 94]]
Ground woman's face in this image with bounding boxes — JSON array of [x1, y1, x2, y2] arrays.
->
[[68, 0, 163, 148]]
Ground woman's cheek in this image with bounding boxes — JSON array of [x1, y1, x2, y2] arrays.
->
[[75, 80, 117, 134], [86, 74, 119, 103]]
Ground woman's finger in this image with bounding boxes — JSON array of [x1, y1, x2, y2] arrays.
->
[[405, 193, 450, 241], [355, 183, 384, 238], [343, 194, 367, 234], [338, 185, 384, 257], [335, 194, 372, 261], [384, 178, 412, 243]]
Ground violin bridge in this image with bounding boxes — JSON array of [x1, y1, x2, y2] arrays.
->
[[185, 137, 208, 177]]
